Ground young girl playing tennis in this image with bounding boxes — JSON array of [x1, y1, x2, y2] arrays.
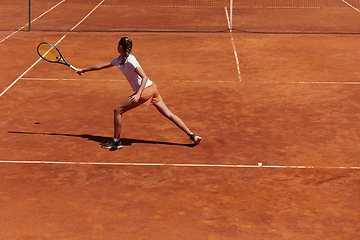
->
[[77, 37, 201, 149]]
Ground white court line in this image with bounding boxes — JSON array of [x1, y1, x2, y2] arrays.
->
[[0, 0, 106, 98], [342, 0, 360, 12], [20, 78, 360, 85], [263, 81, 360, 85], [21, 77, 126, 82], [0, 160, 358, 170], [234, 6, 350, 10], [20, 77, 239, 83], [225, 6, 242, 82], [295, 81, 360, 85], [0, 0, 65, 44]]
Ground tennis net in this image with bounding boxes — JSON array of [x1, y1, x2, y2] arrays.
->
[[1, 0, 230, 32], [232, 0, 360, 34], [1, 0, 360, 34]]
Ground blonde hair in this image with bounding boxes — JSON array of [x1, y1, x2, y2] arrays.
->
[[119, 37, 132, 66]]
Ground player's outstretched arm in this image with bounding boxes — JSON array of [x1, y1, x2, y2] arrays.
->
[[77, 63, 113, 75]]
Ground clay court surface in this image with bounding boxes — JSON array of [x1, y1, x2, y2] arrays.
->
[[1, 1, 360, 240]]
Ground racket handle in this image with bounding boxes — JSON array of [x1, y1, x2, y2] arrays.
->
[[70, 65, 83, 75], [69, 65, 78, 71]]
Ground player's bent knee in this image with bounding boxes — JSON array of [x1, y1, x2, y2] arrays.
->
[[114, 107, 124, 115]]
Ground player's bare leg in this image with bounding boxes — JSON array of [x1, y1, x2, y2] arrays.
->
[[154, 100, 201, 144], [102, 97, 139, 150]]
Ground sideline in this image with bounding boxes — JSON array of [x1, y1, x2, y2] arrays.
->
[[0, 0, 106, 97], [225, 6, 241, 82], [0, 0, 65, 44], [342, 0, 360, 13]]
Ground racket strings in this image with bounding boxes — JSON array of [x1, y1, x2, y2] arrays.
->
[[38, 43, 61, 63]]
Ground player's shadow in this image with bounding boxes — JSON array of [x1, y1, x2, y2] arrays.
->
[[8, 131, 197, 149]]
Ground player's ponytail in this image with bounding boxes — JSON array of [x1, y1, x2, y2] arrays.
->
[[119, 37, 132, 66]]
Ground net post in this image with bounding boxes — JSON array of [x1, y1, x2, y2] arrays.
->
[[229, 0, 233, 31], [29, 0, 31, 31]]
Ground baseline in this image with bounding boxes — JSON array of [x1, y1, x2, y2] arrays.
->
[[0, 160, 358, 170]]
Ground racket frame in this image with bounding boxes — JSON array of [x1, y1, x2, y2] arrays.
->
[[37, 42, 78, 71]]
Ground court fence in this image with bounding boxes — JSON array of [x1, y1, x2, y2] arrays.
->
[[1, 0, 360, 34]]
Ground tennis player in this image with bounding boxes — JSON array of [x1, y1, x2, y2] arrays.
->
[[77, 37, 201, 149]]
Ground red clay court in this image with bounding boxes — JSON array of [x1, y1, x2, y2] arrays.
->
[[0, 0, 359, 239]]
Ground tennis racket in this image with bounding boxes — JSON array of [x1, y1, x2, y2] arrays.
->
[[37, 42, 79, 72]]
